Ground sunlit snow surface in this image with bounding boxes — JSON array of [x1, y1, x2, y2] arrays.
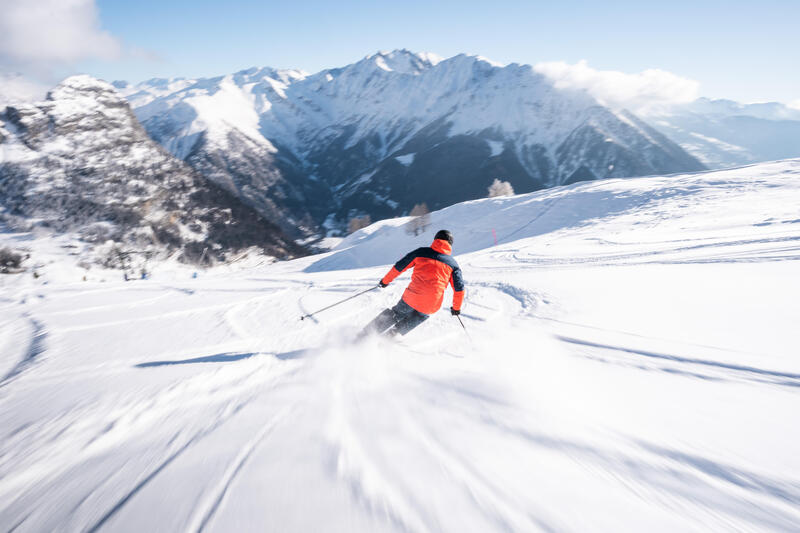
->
[[2, 161, 800, 532]]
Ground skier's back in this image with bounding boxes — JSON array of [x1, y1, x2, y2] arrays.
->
[[359, 229, 464, 338]]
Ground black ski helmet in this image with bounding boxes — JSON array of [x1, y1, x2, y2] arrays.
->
[[434, 229, 453, 245]]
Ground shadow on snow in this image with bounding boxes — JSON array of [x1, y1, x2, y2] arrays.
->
[[135, 349, 306, 367]]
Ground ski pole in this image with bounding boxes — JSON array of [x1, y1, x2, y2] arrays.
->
[[300, 285, 379, 321], [455, 314, 473, 342]]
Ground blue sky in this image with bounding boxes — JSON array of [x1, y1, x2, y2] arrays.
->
[[4, 0, 799, 104]]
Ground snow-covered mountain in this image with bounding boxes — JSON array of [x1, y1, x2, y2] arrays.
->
[[122, 50, 705, 233], [2, 159, 799, 531], [0, 75, 304, 268], [643, 98, 800, 168]]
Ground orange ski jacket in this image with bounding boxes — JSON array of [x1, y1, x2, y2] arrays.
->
[[380, 238, 465, 315]]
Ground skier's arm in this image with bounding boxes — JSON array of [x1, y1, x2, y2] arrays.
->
[[450, 266, 465, 311], [380, 249, 421, 286]]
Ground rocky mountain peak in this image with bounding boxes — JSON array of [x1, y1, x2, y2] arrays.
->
[[0, 75, 305, 267], [361, 49, 440, 75], [49, 75, 120, 100]]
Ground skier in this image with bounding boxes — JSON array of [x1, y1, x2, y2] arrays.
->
[[358, 229, 465, 338]]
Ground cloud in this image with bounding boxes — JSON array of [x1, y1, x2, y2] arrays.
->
[[789, 100, 800, 111], [533, 60, 700, 114], [0, 73, 49, 107], [0, 0, 121, 71]]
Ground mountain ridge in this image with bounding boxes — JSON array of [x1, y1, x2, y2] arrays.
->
[[640, 97, 800, 168], [121, 50, 706, 235]]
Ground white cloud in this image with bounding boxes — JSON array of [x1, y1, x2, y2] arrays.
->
[[789, 100, 800, 111], [0, 73, 48, 107], [0, 0, 121, 70], [533, 59, 700, 115]]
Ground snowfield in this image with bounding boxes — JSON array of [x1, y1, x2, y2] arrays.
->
[[2, 160, 800, 532]]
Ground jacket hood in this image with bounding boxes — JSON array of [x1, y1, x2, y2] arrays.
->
[[431, 238, 452, 255]]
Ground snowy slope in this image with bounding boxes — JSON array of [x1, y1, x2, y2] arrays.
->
[[1, 160, 799, 531], [643, 98, 800, 168], [123, 50, 704, 231]]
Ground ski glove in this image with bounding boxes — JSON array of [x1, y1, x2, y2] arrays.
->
[[450, 307, 460, 316], [379, 280, 388, 288]]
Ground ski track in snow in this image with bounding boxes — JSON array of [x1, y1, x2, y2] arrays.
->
[[0, 315, 47, 389], [2, 162, 800, 531], [188, 406, 294, 533]]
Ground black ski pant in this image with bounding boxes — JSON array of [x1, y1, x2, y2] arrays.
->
[[360, 299, 430, 338]]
